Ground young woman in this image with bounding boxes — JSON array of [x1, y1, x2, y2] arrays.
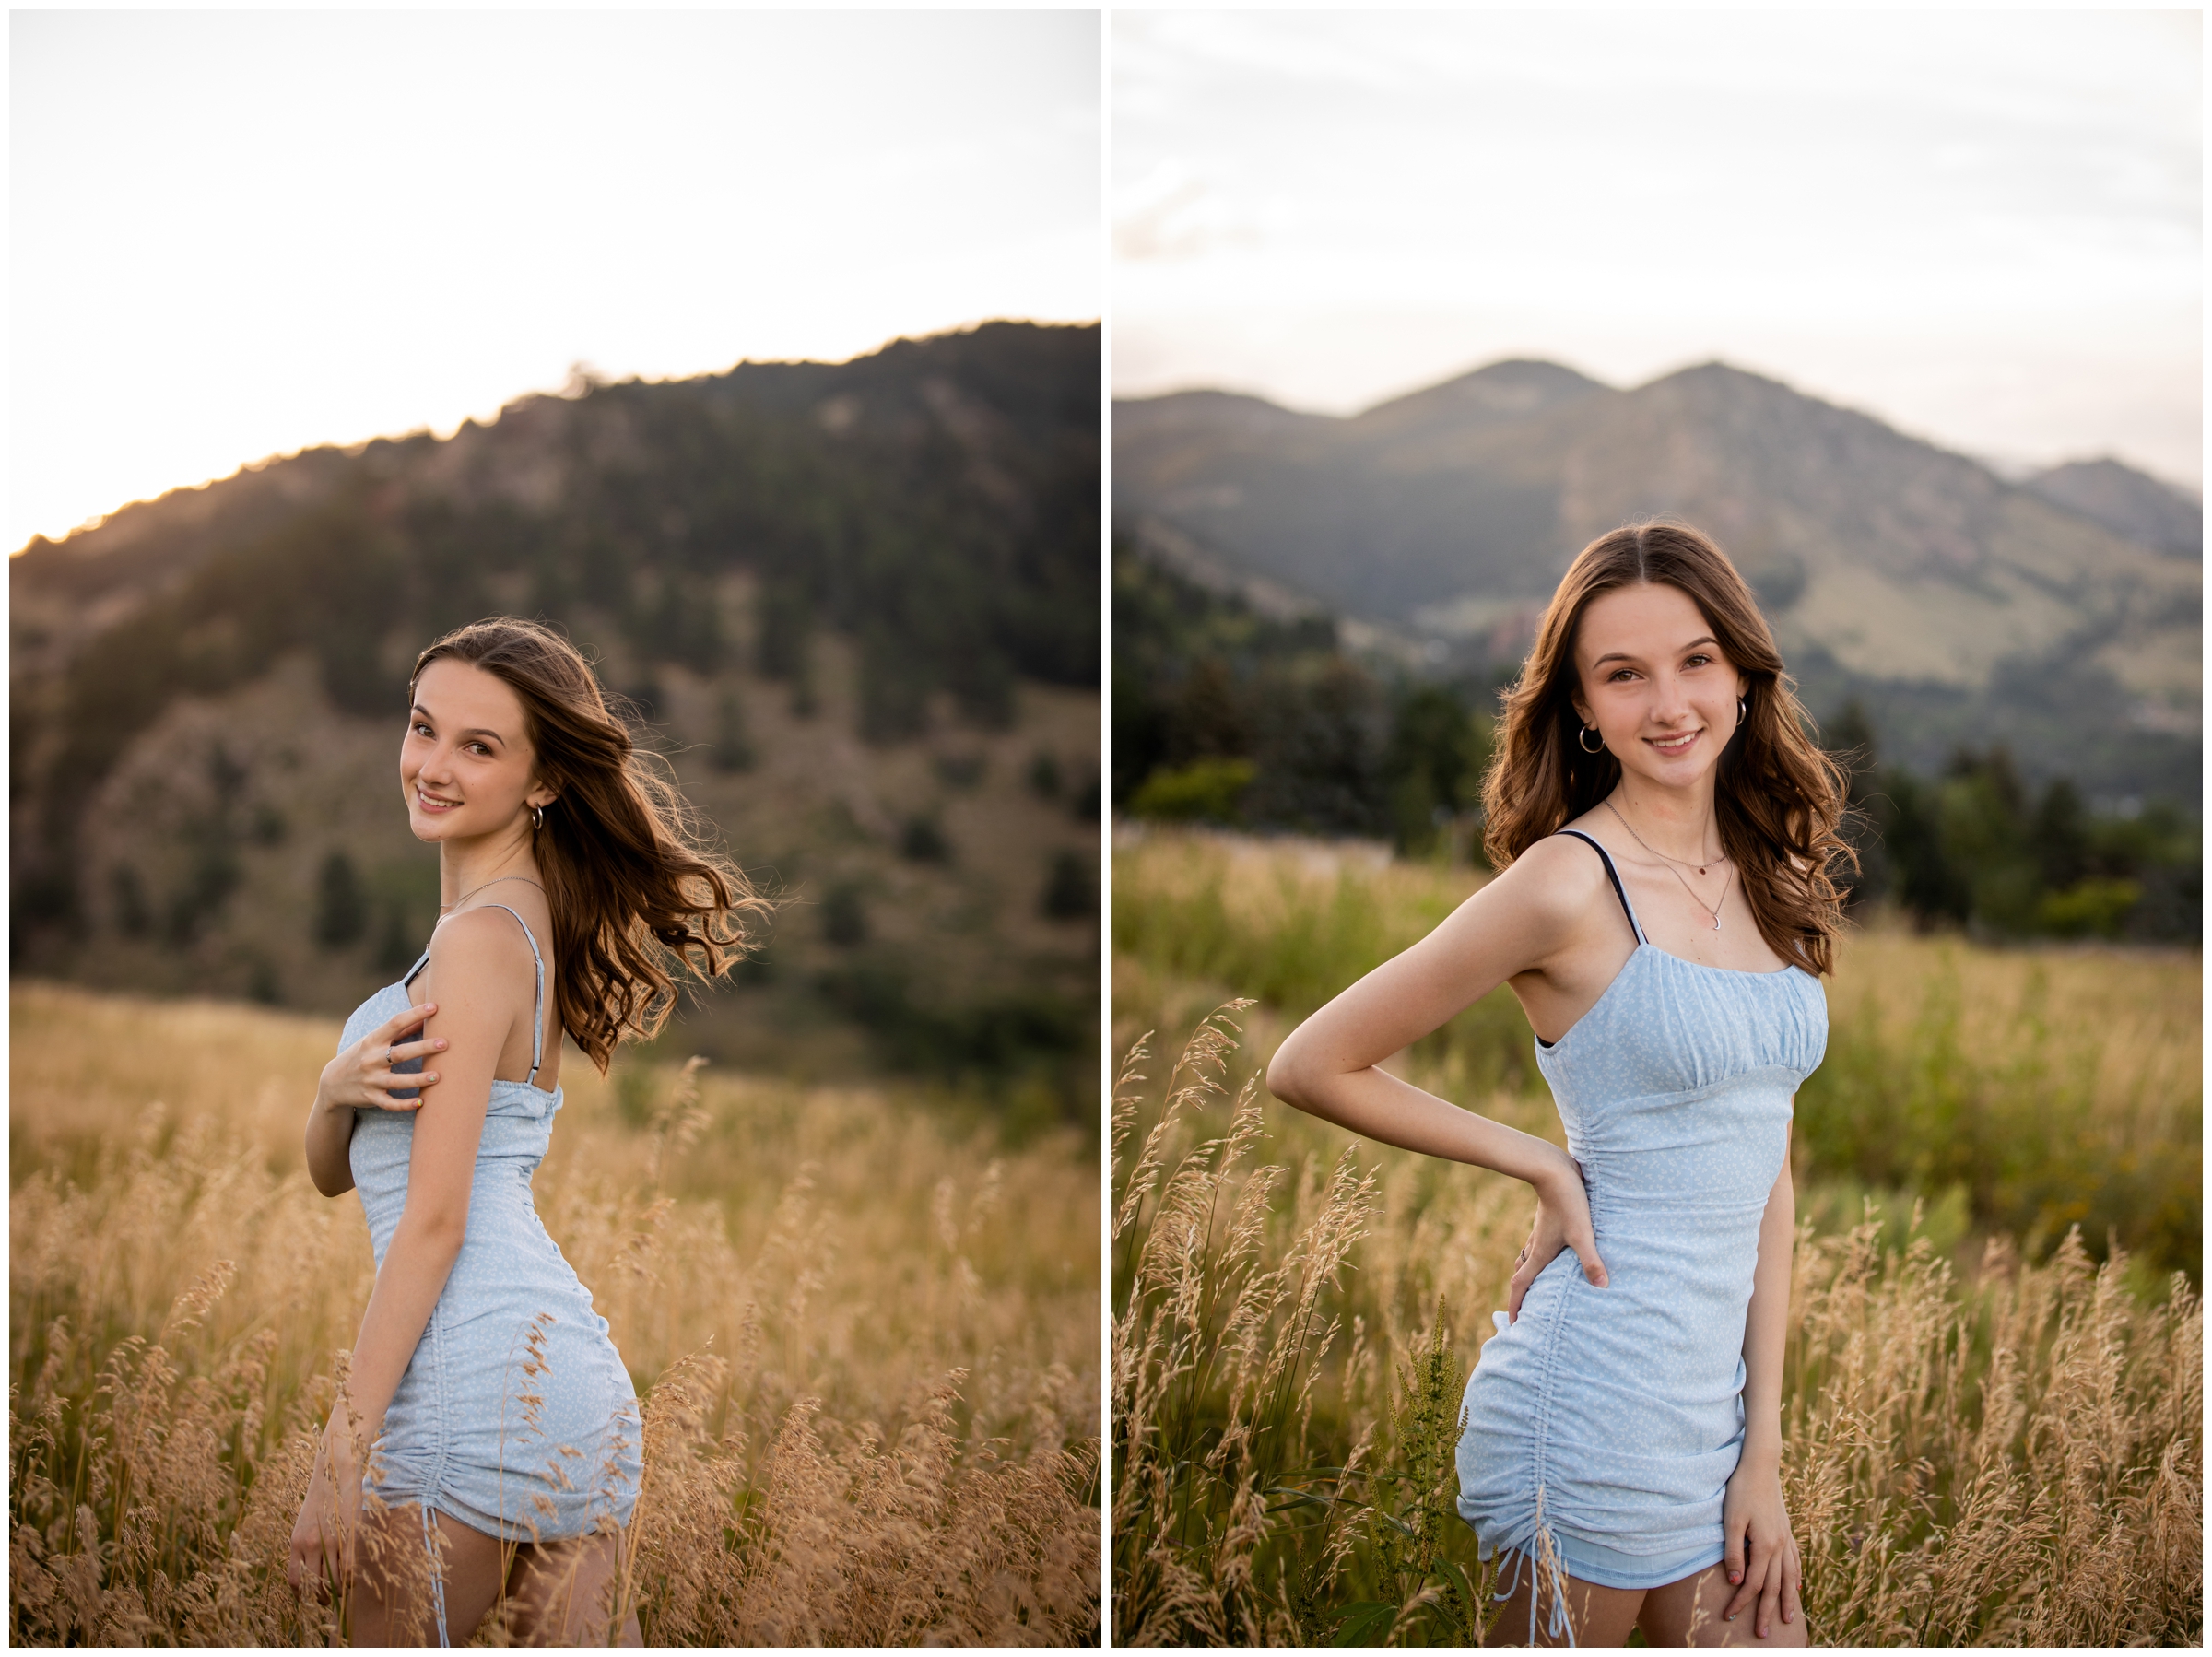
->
[[287, 617, 765, 1644], [1267, 523, 1851, 1647]]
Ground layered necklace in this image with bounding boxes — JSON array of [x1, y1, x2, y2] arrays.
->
[[1603, 796, 1733, 932]]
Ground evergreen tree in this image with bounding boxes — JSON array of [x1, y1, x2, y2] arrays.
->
[[313, 851, 368, 948], [1041, 850, 1094, 921]]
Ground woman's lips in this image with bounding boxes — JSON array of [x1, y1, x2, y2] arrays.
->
[[1645, 729, 1701, 753], [416, 789, 461, 812]]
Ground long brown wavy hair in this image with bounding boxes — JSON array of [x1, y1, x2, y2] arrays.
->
[[1479, 522, 1855, 975], [411, 617, 771, 1071]]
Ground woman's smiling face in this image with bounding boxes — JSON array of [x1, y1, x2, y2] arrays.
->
[[401, 658, 547, 843], [1571, 581, 1749, 789]]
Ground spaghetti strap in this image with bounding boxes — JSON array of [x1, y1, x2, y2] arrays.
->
[[1555, 828, 1648, 946], [481, 904, 547, 1086]]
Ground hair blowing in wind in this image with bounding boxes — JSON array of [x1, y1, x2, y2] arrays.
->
[[1480, 521, 1857, 976], [412, 617, 771, 1072]]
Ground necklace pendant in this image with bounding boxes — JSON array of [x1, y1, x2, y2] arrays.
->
[[1712, 916, 1723, 931]]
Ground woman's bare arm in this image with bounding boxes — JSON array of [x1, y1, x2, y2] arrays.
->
[[330, 912, 526, 1444], [1265, 839, 1631, 1297], [1719, 1122, 1803, 1635], [304, 1086, 359, 1199], [1265, 835, 1616, 1180], [1739, 1127, 1794, 1462]]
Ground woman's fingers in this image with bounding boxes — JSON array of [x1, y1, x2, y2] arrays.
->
[[1782, 1542, 1802, 1626], [1720, 1527, 1753, 1620], [389, 1034, 448, 1063], [1507, 1217, 1566, 1323], [384, 1001, 437, 1038], [1757, 1555, 1783, 1639], [369, 1075, 430, 1109], [1571, 1225, 1608, 1287]]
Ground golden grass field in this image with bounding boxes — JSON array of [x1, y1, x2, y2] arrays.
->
[[8, 981, 1101, 1646], [1111, 828, 2201, 1647]]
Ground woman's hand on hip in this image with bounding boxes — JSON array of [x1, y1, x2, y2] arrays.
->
[[318, 1002, 446, 1114], [1720, 1455, 1802, 1639], [1505, 1149, 1607, 1322]]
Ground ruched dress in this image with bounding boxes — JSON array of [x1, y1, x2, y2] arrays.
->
[[1454, 831, 1826, 1620], [336, 904, 641, 1594]]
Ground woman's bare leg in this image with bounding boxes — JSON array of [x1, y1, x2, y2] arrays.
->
[[501, 1530, 644, 1646], [348, 1502, 641, 1646], [1639, 1562, 1809, 1648], [1485, 1556, 1644, 1647], [347, 1504, 510, 1646]]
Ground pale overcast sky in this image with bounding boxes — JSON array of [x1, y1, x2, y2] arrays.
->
[[1113, 10, 2200, 488], [11, 10, 1101, 550]]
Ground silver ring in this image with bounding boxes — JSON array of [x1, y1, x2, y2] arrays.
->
[[385, 1044, 394, 1065]]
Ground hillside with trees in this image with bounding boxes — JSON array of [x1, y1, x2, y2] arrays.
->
[[11, 321, 1101, 1124], [1112, 539, 2197, 945]]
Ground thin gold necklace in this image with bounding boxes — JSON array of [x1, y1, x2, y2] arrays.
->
[[440, 874, 544, 913], [1603, 798, 1732, 933]]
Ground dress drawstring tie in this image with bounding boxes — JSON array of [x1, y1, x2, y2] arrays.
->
[[1492, 1503, 1577, 1646], [420, 1504, 450, 1647]]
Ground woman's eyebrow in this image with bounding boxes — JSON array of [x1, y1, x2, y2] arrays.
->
[[410, 703, 505, 744], [1590, 636, 1718, 669]]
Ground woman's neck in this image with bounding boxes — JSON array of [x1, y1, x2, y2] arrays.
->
[[1607, 776, 1724, 865], [439, 828, 542, 911]]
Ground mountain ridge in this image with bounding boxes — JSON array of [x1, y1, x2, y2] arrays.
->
[[12, 321, 1102, 1112], [1112, 355, 2198, 800]]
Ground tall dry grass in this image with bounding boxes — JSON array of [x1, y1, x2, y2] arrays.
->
[[1111, 1007, 2201, 1647], [8, 981, 1100, 1646], [1110, 829, 2201, 1646], [1113, 827, 2202, 1283]]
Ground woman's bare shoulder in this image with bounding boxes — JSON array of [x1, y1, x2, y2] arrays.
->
[[1489, 831, 1613, 915], [1445, 831, 1614, 960], [423, 905, 538, 988]]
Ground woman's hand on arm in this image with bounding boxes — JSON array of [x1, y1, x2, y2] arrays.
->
[[1264, 839, 1612, 1292], [302, 1001, 448, 1198], [290, 912, 521, 1596], [1721, 1124, 1802, 1638]]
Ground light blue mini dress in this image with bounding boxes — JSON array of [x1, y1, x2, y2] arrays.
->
[[1455, 831, 1826, 1627], [337, 905, 641, 1612]]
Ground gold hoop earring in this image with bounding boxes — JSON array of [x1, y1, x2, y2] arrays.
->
[[1578, 724, 1605, 755], [1737, 698, 1747, 728]]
